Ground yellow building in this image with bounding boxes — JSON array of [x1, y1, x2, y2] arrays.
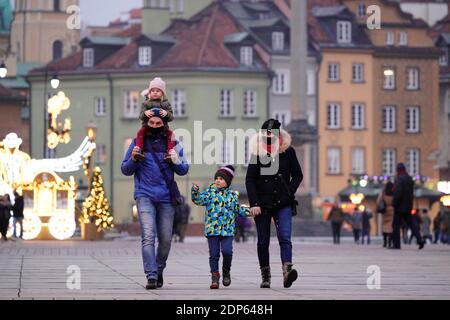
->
[[8, 0, 80, 75], [316, 1, 440, 200]]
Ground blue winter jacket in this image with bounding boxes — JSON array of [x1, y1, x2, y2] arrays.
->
[[121, 134, 189, 203]]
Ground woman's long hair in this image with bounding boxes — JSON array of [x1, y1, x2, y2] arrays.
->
[[384, 181, 394, 196]]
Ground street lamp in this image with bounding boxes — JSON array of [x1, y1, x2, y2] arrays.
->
[[350, 193, 365, 205], [50, 74, 60, 89], [0, 62, 7, 78], [83, 121, 97, 191], [86, 121, 97, 142]]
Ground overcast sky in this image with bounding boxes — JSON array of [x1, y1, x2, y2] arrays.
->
[[10, 0, 142, 26]]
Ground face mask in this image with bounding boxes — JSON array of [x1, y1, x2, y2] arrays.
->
[[149, 126, 164, 136]]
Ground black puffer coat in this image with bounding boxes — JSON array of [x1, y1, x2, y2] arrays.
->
[[245, 130, 303, 212], [393, 172, 414, 214]]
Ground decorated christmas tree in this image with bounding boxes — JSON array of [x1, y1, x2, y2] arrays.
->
[[80, 167, 114, 231]]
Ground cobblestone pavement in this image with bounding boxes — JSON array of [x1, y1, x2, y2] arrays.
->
[[0, 238, 449, 300]]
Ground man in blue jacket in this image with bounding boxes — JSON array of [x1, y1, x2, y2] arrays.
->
[[121, 113, 189, 290]]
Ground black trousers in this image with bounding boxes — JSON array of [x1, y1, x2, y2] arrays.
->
[[0, 217, 9, 239], [331, 222, 342, 244], [392, 212, 423, 249]]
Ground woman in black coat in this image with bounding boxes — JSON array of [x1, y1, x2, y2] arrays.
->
[[245, 119, 303, 289]]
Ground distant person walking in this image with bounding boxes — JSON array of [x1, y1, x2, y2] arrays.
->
[[433, 212, 442, 244], [377, 181, 395, 248], [351, 207, 363, 244], [12, 190, 24, 240], [327, 203, 344, 244], [420, 209, 432, 244], [361, 206, 373, 245], [0, 194, 12, 242], [392, 163, 425, 250]]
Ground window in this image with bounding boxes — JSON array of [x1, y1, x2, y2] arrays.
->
[[244, 137, 250, 167], [307, 70, 315, 95], [386, 31, 394, 46], [383, 68, 395, 90], [159, 0, 165, 8], [95, 97, 106, 117], [273, 69, 290, 94], [96, 144, 107, 164], [357, 3, 366, 18], [123, 91, 140, 118], [382, 106, 396, 133], [150, 0, 157, 7], [138, 46, 152, 66], [327, 148, 341, 174], [273, 111, 291, 127], [240, 46, 253, 66], [382, 149, 396, 176], [399, 32, 408, 46], [406, 68, 419, 90], [337, 21, 352, 43], [244, 90, 257, 117], [352, 63, 364, 82], [54, 0, 60, 11], [178, 0, 184, 13], [351, 103, 365, 129], [272, 32, 285, 51], [52, 41, 63, 61], [328, 63, 340, 82], [327, 103, 341, 129], [221, 137, 232, 165], [440, 47, 449, 66], [406, 106, 420, 133], [172, 89, 186, 117], [124, 138, 133, 156], [83, 48, 94, 68], [406, 149, 420, 176], [352, 148, 365, 174], [220, 89, 233, 117]]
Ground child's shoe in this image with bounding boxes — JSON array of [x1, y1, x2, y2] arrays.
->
[[210, 272, 220, 289], [222, 267, 231, 287]]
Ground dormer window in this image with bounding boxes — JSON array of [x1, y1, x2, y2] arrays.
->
[[440, 47, 449, 66], [386, 31, 394, 46], [337, 21, 352, 44], [139, 46, 152, 66], [83, 48, 94, 68], [240, 46, 253, 66], [272, 32, 285, 51]]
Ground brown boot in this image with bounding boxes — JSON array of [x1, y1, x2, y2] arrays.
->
[[210, 272, 220, 289], [282, 263, 298, 288], [260, 266, 271, 288]]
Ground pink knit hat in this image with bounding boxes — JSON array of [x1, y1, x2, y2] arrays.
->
[[141, 77, 166, 97]]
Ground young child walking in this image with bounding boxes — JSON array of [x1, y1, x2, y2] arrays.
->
[[191, 165, 250, 289], [135, 77, 175, 161]]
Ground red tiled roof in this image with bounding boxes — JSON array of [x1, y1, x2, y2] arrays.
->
[[157, 3, 241, 68], [114, 24, 141, 38], [96, 42, 138, 69], [129, 8, 142, 19]]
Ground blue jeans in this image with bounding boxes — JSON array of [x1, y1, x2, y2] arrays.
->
[[207, 236, 233, 273], [13, 217, 23, 239], [254, 206, 292, 268], [136, 197, 175, 280], [361, 229, 370, 245]]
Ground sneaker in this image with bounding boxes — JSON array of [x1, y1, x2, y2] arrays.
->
[[146, 279, 157, 290], [418, 241, 425, 250], [157, 274, 164, 288]]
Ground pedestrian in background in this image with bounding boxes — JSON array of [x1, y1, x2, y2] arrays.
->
[[392, 163, 425, 250], [173, 196, 190, 243], [441, 204, 450, 245], [408, 209, 423, 245], [351, 207, 363, 244], [361, 205, 373, 245], [377, 181, 394, 248], [12, 190, 24, 240], [0, 194, 12, 242], [327, 203, 344, 244], [420, 209, 432, 244], [433, 212, 442, 244]]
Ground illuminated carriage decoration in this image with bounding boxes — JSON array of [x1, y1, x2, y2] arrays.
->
[[1, 135, 95, 240]]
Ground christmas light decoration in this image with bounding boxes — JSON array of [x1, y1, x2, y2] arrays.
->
[[80, 167, 114, 232]]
